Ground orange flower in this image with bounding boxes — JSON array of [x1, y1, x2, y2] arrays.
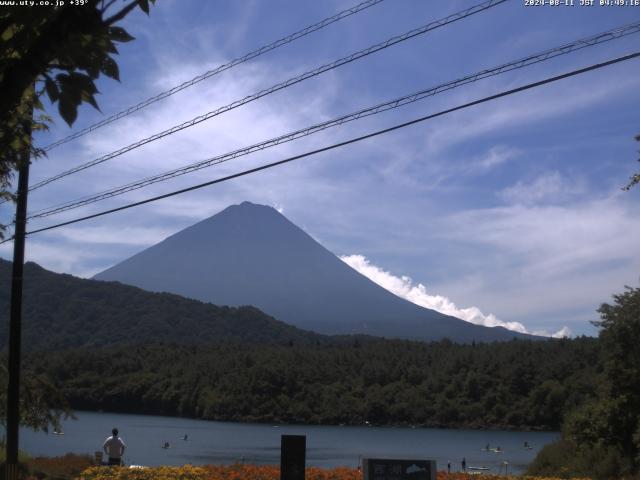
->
[[78, 464, 595, 480]]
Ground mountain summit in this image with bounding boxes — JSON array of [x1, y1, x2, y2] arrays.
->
[[95, 201, 534, 342]]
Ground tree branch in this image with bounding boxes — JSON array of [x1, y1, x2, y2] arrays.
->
[[101, 0, 118, 13]]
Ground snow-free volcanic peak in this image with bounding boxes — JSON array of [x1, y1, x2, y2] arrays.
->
[[94, 201, 536, 343]]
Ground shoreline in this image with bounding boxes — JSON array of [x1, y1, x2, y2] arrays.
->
[[68, 408, 557, 433]]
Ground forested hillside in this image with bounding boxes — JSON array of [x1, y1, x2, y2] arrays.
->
[[23, 337, 599, 431], [0, 259, 326, 349]]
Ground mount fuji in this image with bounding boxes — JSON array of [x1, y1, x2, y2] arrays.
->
[[94, 201, 536, 343]]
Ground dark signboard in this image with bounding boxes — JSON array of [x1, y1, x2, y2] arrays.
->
[[280, 435, 306, 480], [362, 458, 437, 480]]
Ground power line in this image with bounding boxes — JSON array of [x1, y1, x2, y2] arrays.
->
[[27, 0, 508, 193], [26, 21, 640, 220], [4, 50, 634, 242], [41, 0, 387, 153]]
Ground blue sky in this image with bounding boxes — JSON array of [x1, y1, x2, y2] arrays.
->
[[1, 0, 639, 336]]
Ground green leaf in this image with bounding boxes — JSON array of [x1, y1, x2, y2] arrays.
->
[[137, 0, 150, 14], [57, 75, 80, 104], [33, 95, 44, 111], [82, 92, 101, 112], [55, 72, 70, 85], [105, 40, 119, 54], [109, 26, 135, 43], [100, 56, 120, 81], [1, 24, 17, 42], [68, 72, 98, 95], [84, 53, 102, 79], [10, 136, 21, 151], [58, 94, 78, 126], [44, 77, 59, 103]]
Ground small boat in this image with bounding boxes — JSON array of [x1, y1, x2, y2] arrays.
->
[[468, 466, 490, 471], [52, 431, 64, 435]]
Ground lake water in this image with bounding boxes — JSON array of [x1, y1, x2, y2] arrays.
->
[[19, 411, 558, 475]]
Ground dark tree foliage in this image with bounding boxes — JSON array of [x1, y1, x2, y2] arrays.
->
[[0, 362, 72, 433], [0, 0, 154, 235], [587, 285, 640, 473], [624, 134, 640, 190], [21, 337, 600, 431], [528, 285, 640, 479], [0, 259, 326, 350]]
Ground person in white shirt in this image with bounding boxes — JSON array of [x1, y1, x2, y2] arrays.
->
[[103, 427, 126, 466]]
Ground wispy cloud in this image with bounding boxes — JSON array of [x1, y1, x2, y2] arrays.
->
[[499, 170, 586, 205], [446, 192, 640, 278], [474, 145, 521, 172], [340, 254, 570, 338], [0, 239, 100, 278], [425, 190, 640, 332]]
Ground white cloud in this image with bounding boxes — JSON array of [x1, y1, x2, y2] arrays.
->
[[444, 192, 640, 279], [474, 145, 521, 171], [0, 239, 98, 278], [340, 254, 570, 338], [499, 170, 585, 205], [549, 326, 572, 339], [424, 190, 640, 335]]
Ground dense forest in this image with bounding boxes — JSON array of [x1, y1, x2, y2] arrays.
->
[[19, 337, 599, 431]]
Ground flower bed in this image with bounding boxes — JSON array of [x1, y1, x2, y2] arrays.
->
[[77, 464, 592, 480]]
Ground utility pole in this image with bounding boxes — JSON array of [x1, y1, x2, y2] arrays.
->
[[5, 99, 32, 480]]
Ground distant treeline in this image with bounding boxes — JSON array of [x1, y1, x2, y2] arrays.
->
[[24, 337, 600, 431]]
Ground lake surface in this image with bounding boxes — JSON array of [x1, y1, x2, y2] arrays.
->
[[19, 411, 558, 475]]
